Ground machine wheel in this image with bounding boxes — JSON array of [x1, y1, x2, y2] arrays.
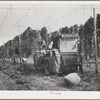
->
[[44, 58, 51, 75]]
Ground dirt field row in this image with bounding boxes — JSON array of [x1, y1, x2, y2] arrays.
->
[[0, 59, 100, 91]]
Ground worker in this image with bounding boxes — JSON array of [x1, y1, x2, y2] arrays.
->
[[50, 35, 61, 74]]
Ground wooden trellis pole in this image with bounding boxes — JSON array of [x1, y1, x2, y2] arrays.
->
[[93, 8, 98, 74]]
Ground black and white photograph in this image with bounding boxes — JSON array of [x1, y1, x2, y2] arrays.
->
[[0, 1, 100, 96]]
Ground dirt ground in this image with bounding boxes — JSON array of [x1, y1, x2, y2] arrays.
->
[[0, 59, 100, 91]]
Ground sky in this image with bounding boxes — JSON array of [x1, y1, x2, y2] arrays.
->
[[0, 2, 100, 46]]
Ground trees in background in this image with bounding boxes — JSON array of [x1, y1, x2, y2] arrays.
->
[[59, 24, 78, 34]]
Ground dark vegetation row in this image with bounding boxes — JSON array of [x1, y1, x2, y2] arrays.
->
[[1, 14, 100, 60]]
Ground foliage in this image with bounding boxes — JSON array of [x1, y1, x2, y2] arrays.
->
[[59, 26, 70, 34], [1, 14, 100, 59], [78, 24, 84, 56], [15, 47, 19, 55], [0, 26, 42, 58], [82, 17, 94, 59], [40, 27, 47, 41], [8, 48, 14, 58], [96, 14, 100, 57], [59, 24, 78, 34]]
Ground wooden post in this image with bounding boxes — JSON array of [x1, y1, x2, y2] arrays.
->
[[93, 8, 98, 74]]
